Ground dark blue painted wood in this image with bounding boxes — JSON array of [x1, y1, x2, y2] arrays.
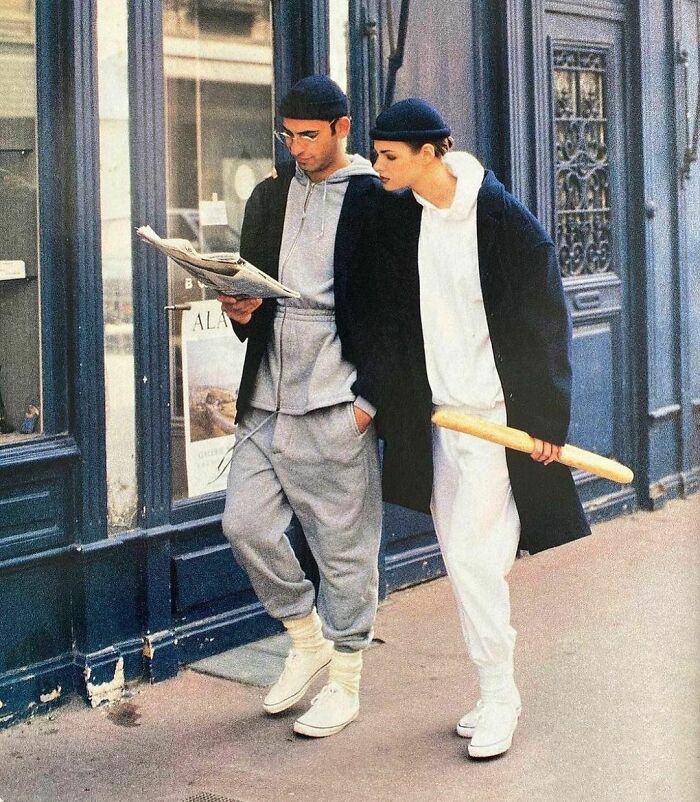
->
[[172, 543, 254, 613], [64, 0, 108, 544], [174, 601, 282, 664], [472, 0, 506, 179], [0, 435, 79, 470], [503, 0, 535, 207], [128, 0, 170, 530], [36, 1, 70, 435], [126, 0, 178, 683], [303, 0, 330, 75], [530, 0, 549, 221], [0, 655, 75, 730], [348, 0, 380, 156], [382, 504, 443, 593], [570, 325, 615, 457], [272, 0, 309, 166], [674, 0, 700, 496], [0, 562, 72, 675], [634, 0, 679, 506], [543, 10, 639, 525]]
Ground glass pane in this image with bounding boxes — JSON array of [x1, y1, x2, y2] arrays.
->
[[552, 47, 612, 278], [163, 0, 273, 501], [0, 0, 41, 443], [97, 0, 137, 532]]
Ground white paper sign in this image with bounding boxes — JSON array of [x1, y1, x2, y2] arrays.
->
[[198, 199, 228, 227], [181, 300, 245, 497], [0, 260, 26, 280]]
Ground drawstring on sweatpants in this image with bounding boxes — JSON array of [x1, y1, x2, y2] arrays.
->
[[211, 410, 277, 484]]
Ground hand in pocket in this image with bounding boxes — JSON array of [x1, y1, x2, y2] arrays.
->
[[352, 404, 372, 434]]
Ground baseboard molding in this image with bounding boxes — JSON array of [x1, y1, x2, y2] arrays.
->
[[648, 471, 694, 510], [73, 638, 145, 705], [0, 654, 75, 729], [174, 601, 283, 665], [583, 486, 638, 524], [681, 467, 700, 497], [384, 542, 446, 594], [142, 629, 179, 683]]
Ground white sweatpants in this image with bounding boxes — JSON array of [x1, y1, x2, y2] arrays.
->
[[430, 401, 521, 679]]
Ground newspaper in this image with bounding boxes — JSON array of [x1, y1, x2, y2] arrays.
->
[[136, 225, 301, 299]]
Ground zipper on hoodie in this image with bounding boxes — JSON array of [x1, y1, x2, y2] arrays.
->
[[275, 179, 317, 411]]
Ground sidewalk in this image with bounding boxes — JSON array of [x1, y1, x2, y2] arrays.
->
[[1, 496, 698, 802]]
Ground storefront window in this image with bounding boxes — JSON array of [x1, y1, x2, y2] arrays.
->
[[0, 0, 41, 443], [97, 0, 138, 533], [163, 0, 273, 501]]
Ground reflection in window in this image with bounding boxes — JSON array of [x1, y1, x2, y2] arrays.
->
[[98, 0, 137, 532], [0, 0, 41, 443], [163, 0, 273, 501]]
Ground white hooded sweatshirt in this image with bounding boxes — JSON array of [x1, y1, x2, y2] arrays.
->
[[413, 151, 504, 410]]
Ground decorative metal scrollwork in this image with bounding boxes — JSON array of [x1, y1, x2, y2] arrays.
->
[[552, 47, 612, 277]]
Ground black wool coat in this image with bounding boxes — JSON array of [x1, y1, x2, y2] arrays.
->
[[355, 170, 591, 555], [231, 161, 384, 419]]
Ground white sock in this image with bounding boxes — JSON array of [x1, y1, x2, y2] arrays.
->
[[329, 649, 362, 694], [283, 608, 327, 653]]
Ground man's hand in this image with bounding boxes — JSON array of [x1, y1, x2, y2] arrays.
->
[[218, 294, 262, 325], [530, 438, 561, 466], [352, 404, 373, 434]]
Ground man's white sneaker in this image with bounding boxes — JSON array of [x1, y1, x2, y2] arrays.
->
[[263, 641, 333, 714], [457, 697, 522, 738], [467, 701, 519, 758], [292, 681, 359, 737]]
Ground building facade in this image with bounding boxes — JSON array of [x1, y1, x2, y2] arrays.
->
[[0, 0, 697, 726]]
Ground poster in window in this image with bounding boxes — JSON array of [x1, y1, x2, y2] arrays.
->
[[181, 299, 244, 497]]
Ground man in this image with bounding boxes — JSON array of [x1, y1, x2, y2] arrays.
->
[[219, 76, 383, 739]]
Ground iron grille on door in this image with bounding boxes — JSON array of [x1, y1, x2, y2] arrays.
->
[[552, 47, 612, 277]]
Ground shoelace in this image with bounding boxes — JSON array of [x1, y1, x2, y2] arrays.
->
[[278, 649, 301, 678], [309, 681, 341, 706]]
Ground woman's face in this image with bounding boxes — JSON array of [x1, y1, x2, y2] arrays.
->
[[373, 140, 425, 191]]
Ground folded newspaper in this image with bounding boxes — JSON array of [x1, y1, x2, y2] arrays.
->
[[136, 225, 301, 299]]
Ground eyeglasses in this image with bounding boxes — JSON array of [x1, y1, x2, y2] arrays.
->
[[274, 119, 339, 146]]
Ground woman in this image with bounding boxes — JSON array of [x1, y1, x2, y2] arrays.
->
[[364, 99, 590, 758]]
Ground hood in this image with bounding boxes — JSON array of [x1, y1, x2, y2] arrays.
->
[[294, 153, 377, 186], [413, 151, 484, 221], [293, 154, 377, 238]]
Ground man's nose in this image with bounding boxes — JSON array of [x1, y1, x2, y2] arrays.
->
[[289, 138, 305, 156]]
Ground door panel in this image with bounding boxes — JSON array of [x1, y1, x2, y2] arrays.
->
[[545, 11, 636, 516]]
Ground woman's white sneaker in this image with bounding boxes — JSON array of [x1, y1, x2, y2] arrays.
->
[[457, 697, 522, 738], [467, 701, 519, 758]]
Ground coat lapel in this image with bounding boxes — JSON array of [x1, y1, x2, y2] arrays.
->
[[477, 171, 513, 315], [333, 175, 377, 304]]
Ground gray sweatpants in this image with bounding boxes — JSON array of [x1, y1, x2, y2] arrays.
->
[[221, 404, 383, 652]]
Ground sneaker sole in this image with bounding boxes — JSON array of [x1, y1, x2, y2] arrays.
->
[[292, 709, 359, 738], [467, 731, 514, 758], [456, 722, 477, 738], [262, 660, 331, 715]]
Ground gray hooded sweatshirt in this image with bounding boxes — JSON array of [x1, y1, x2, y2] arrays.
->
[[249, 154, 377, 415]]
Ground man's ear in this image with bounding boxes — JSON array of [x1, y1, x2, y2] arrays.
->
[[336, 116, 351, 139]]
